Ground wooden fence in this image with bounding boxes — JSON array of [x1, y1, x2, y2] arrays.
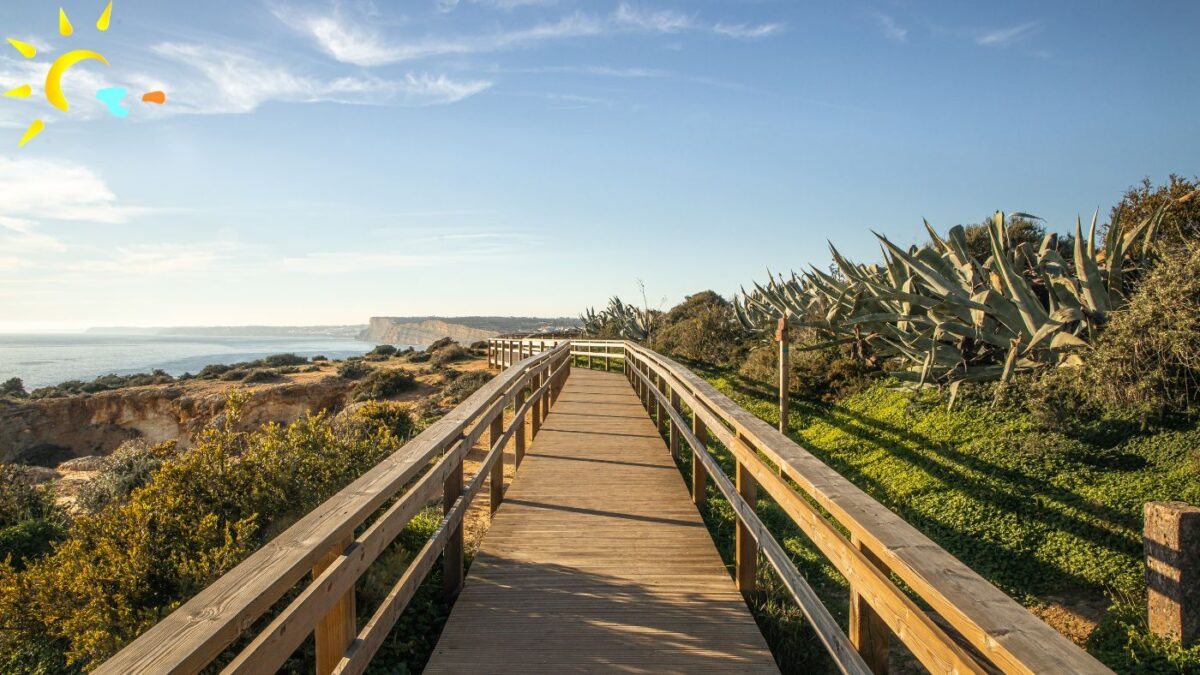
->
[[617, 340, 1110, 675], [97, 342, 573, 675], [98, 338, 1111, 674]]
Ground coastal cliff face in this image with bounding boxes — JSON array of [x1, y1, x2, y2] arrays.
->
[[0, 377, 354, 465], [359, 318, 498, 346]]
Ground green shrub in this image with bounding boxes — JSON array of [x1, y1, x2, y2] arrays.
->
[[1082, 245, 1200, 421], [311, 355, 328, 362], [425, 337, 453, 353], [347, 401, 416, 440], [76, 441, 175, 514], [408, 351, 432, 364], [0, 466, 58, 529], [241, 370, 282, 384], [650, 291, 747, 367], [353, 369, 416, 401], [738, 331, 874, 403], [337, 361, 373, 380], [0, 378, 26, 399], [366, 345, 398, 358], [430, 344, 468, 367], [0, 520, 65, 571], [197, 363, 233, 379], [0, 394, 406, 670], [259, 354, 307, 368], [444, 371, 492, 403]]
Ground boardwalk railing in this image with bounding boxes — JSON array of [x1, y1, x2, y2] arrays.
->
[[612, 340, 1110, 675], [98, 342, 572, 675], [100, 337, 1109, 675]]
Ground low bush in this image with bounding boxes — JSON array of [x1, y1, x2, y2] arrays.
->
[[0, 378, 26, 399], [29, 371, 175, 399], [353, 369, 416, 401], [0, 394, 408, 670], [443, 371, 492, 403], [0, 465, 63, 571], [241, 370, 282, 384], [346, 401, 416, 440], [366, 345, 398, 360], [259, 354, 307, 368], [430, 344, 468, 367], [1081, 245, 1200, 422], [649, 291, 747, 367], [76, 440, 175, 514], [425, 337, 453, 353], [311, 355, 328, 362], [337, 361, 373, 380], [738, 331, 874, 403]]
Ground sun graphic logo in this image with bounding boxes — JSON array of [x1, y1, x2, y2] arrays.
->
[[4, 2, 166, 147]]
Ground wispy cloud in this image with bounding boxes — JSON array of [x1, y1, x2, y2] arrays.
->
[[976, 21, 1041, 47], [278, 4, 782, 67], [76, 241, 244, 275], [613, 4, 693, 33], [151, 43, 492, 112], [868, 11, 908, 42], [614, 3, 782, 38], [0, 157, 138, 224], [275, 8, 604, 66]]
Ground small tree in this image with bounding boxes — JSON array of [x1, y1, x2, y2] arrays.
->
[[0, 378, 27, 399]]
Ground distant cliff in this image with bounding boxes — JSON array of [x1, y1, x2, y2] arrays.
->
[[359, 317, 580, 346], [359, 318, 498, 346]]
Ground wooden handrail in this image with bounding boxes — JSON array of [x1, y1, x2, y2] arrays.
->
[[98, 343, 573, 675], [613, 340, 1111, 675]]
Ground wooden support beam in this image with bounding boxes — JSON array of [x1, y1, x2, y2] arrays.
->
[[850, 534, 891, 674], [489, 415, 504, 514], [515, 387, 527, 468], [692, 414, 708, 508], [777, 318, 790, 435], [313, 537, 355, 675], [444, 461, 464, 599], [669, 389, 681, 461], [531, 372, 542, 438], [736, 458, 758, 599], [656, 376, 668, 437]]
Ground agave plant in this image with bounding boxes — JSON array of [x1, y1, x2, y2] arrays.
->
[[736, 207, 1170, 402], [580, 296, 660, 340]]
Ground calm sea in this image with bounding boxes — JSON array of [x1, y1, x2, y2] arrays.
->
[[0, 334, 381, 389]]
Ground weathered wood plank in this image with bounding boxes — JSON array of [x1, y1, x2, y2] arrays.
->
[[424, 369, 778, 674]]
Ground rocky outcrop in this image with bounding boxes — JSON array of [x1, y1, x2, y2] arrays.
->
[[0, 377, 355, 465], [359, 318, 498, 346]]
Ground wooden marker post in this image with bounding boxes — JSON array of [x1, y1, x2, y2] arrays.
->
[[1147, 501, 1200, 647], [490, 415, 504, 514], [777, 317, 790, 435]]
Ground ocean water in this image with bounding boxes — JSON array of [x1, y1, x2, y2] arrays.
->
[[0, 334, 381, 389]]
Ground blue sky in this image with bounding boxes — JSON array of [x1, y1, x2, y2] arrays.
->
[[0, 0, 1196, 330]]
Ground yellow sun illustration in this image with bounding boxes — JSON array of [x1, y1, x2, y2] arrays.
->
[[5, 2, 115, 147]]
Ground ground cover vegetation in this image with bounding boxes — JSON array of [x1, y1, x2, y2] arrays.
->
[[579, 176, 1200, 673]]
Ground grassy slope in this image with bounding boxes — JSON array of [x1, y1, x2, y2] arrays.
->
[[684, 363, 1200, 674]]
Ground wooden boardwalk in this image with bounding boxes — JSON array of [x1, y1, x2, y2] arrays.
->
[[424, 368, 778, 673]]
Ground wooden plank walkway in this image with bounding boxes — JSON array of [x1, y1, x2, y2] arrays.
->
[[424, 368, 778, 674]]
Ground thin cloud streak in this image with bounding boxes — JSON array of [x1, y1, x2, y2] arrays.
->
[[976, 21, 1041, 47]]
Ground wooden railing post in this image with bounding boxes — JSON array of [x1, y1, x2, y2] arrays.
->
[[656, 375, 669, 438], [850, 534, 891, 674], [692, 414, 708, 508], [313, 537, 355, 675], [531, 372, 542, 438], [515, 386, 527, 468], [777, 318, 790, 435], [444, 459, 464, 599], [669, 389, 681, 461], [736, 456, 758, 600], [489, 415, 504, 515]]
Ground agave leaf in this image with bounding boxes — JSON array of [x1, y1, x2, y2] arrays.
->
[[987, 212, 1048, 336], [1049, 332, 1089, 350], [875, 232, 971, 301], [1073, 214, 1110, 314]]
